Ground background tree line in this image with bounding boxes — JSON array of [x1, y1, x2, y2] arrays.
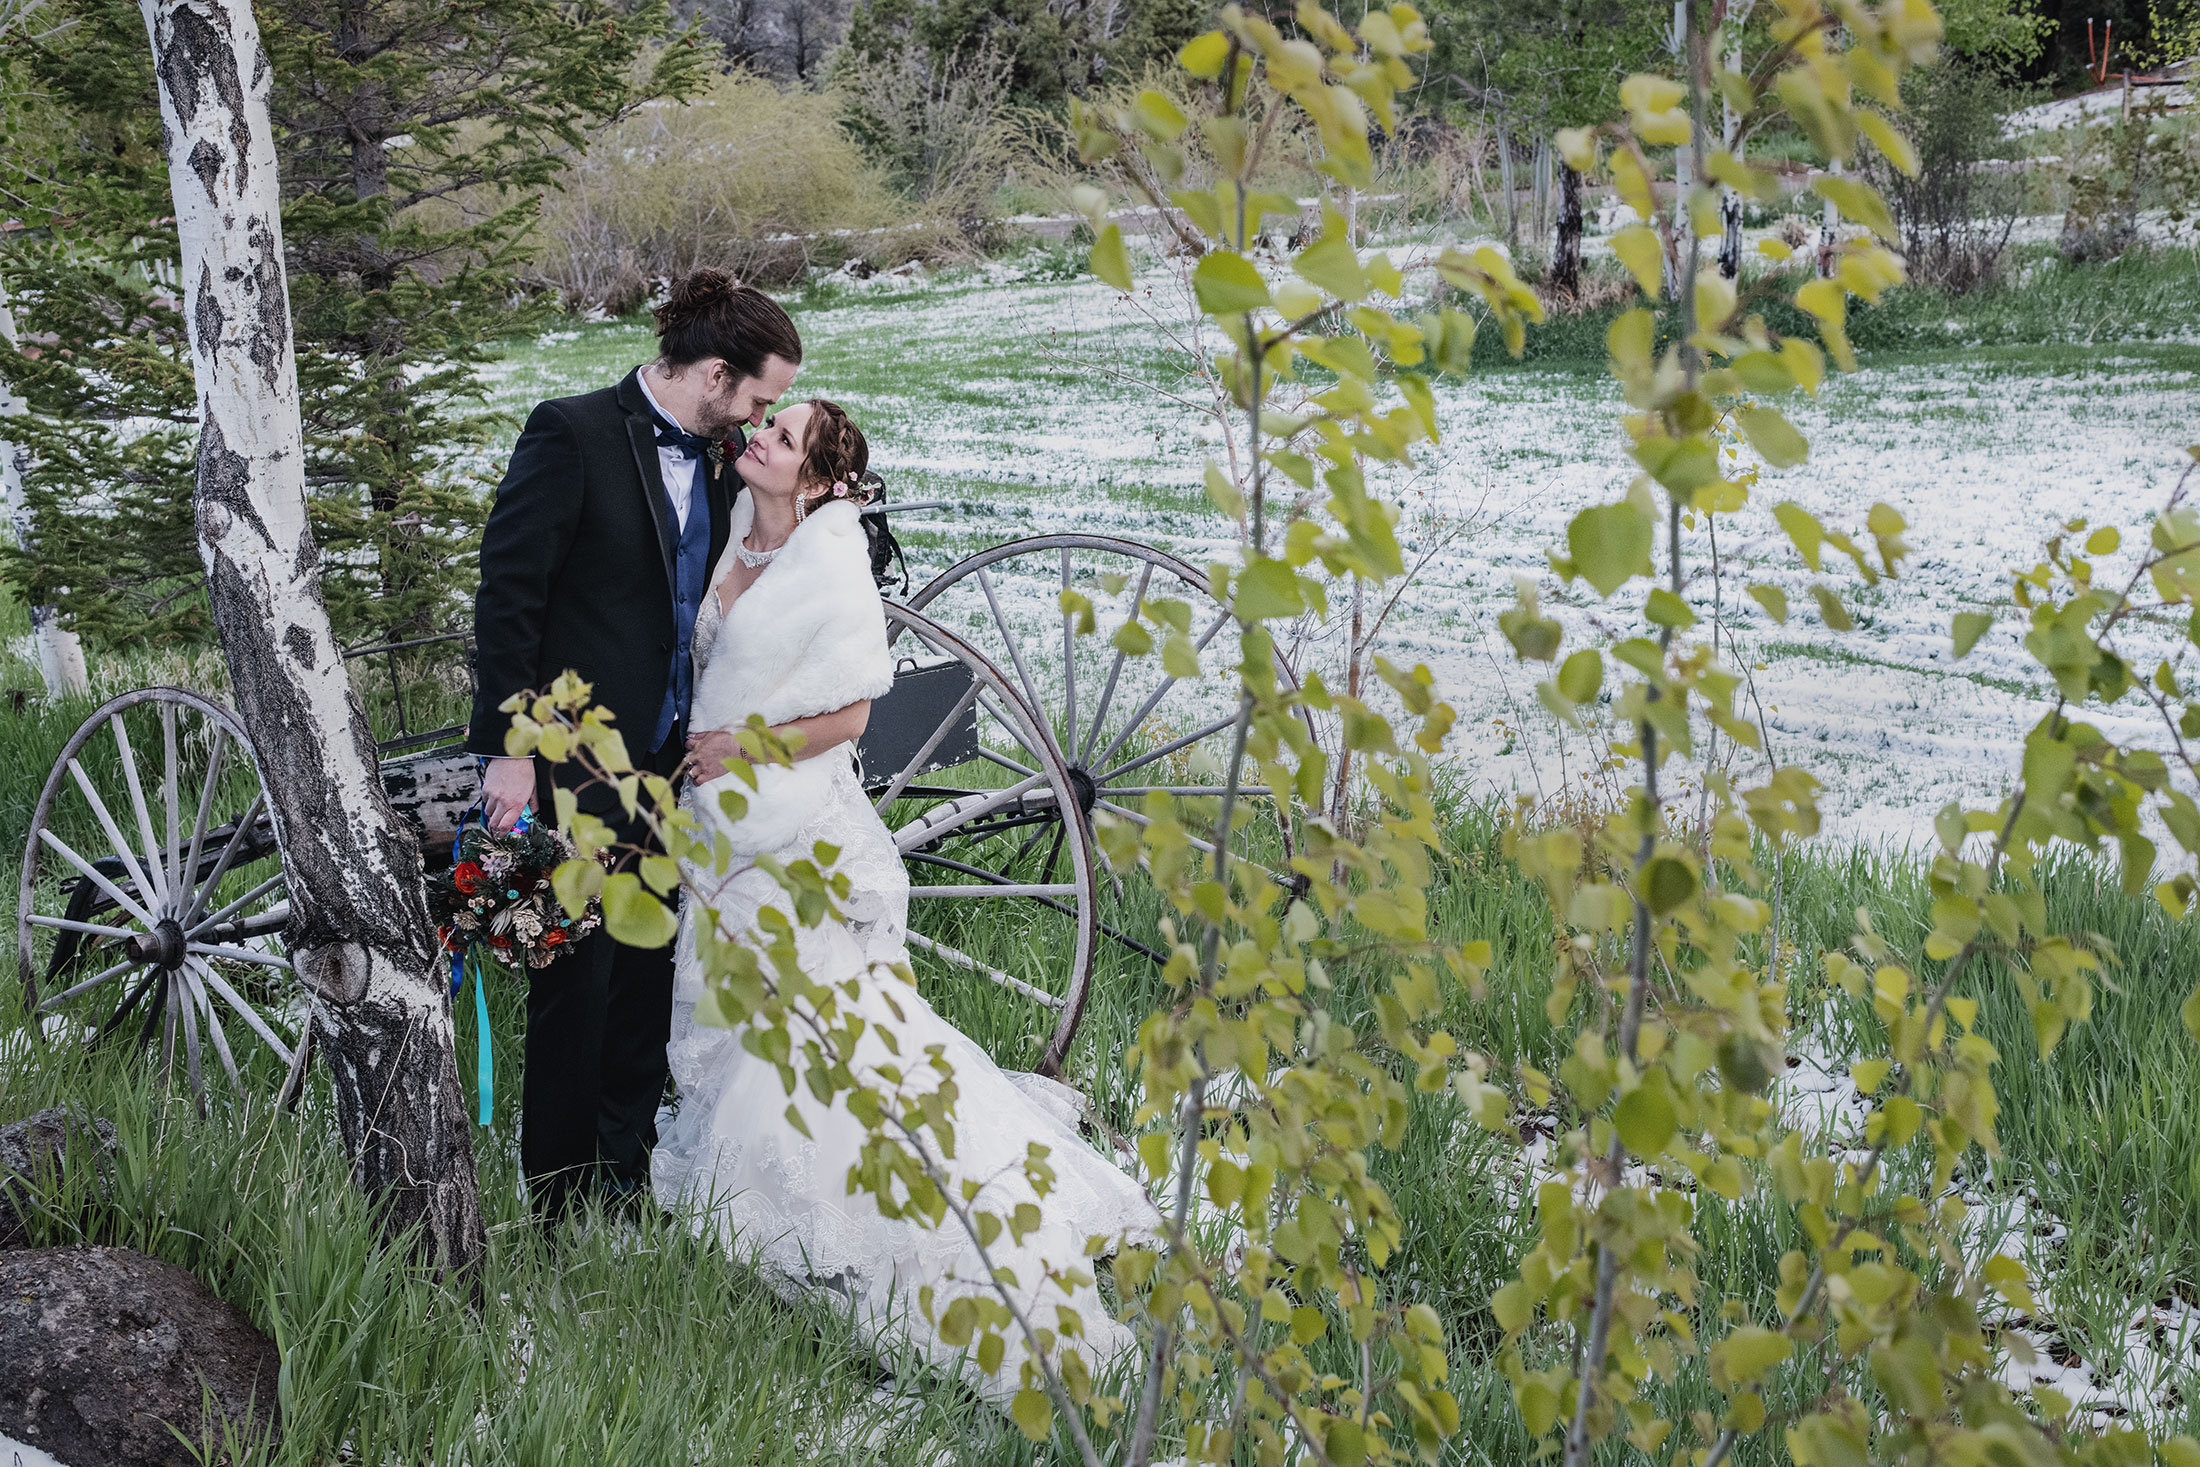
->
[[0, 0, 2188, 662]]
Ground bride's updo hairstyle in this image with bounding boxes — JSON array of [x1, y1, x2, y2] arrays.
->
[[792, 398, 905, 591], [652, 268, 803, 380], [794, 399, 874, 517]]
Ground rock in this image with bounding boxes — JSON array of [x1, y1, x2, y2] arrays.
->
[[0, 1246, 281, 1466], [0, 1107, 118, 1249]]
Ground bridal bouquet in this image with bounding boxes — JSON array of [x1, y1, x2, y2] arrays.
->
[[428, 821, 605, 971]]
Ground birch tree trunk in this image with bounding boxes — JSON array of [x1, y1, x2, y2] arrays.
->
[[1, 280, 91, 698], [138, 0, 484, 1271]]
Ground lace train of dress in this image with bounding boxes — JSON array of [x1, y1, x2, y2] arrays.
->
[[656, 577, 1155, 1401]]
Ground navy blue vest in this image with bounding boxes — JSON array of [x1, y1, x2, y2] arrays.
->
[[651, 460, 712, 753]]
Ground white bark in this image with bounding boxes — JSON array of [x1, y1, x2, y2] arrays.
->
[[0, 279, 91, 698], [139, 0, 483, 1269]]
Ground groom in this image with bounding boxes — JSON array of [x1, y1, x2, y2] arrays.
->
[[467, 269, 802, 1220]]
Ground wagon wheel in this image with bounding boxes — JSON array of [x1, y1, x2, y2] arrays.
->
[[905, 536, 1310, 932], [864, 604, 1098, 1076], [17, 688, 307, 1113]]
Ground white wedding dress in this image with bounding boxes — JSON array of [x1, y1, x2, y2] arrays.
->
[[652, 497, 1157, 1403]]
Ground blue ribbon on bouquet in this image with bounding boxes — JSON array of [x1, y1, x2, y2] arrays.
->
[[445, 799, 531, 1129]]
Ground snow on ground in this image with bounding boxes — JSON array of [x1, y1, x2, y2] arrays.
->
[[1, 1434, 68, 1467], [480, 256, 2200, 852]]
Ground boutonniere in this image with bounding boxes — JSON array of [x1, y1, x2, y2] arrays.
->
[[706, 441, 726, 482]]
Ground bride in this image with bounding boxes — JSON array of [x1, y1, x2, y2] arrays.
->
[[650, 397, 1158, 1401]]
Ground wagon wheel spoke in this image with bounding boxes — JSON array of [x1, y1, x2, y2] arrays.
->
[[1077, 561, 1152, 766], [275, 1013, 315, 1113], [160, 976, 180, 1082], [1096, 711, 1242, 786], [187, 873, 287, 939], [174, 960, 208, 1112], [61, 760, 163, 921], [1060, 547, 1077, 751], [110, 714, 174, 914], [96, 967, 163, 1045], [183, 960, 243, 1089], [185, 942, 292, 972], [975, 565, 1046, 726], [190, 956, 297, 1067], [178, 727, 232, 921], [27, 913, 141, 941], [906, 931, 1066, 1011], [182, 791, 267, 930], [37, 826, 159, 930], [1089, 607, 1233, 773], [161, 701, 183, 914], [38, 955, 145, 1011]]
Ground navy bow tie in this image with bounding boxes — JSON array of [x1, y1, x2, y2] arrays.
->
[[653, 416, 717, 460]]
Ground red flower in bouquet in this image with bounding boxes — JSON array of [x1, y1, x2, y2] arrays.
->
[[544, 928, 567, 947], [453, 861, 485, 895], [488, 932, 512, 949]]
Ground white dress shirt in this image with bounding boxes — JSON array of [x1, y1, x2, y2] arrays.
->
[[634, 368, 696, 533]]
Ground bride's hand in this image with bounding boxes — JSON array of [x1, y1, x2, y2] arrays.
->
[[684, 728, 740, 779]]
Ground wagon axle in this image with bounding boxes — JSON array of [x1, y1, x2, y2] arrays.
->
[[123, 919, 189, 971]]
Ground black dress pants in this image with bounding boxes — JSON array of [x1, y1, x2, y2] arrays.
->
[[520, 740, 683, 1220]]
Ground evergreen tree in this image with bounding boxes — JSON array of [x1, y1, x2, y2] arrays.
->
[[1, 0, 707, 647], [840, 0, 1207, 115]]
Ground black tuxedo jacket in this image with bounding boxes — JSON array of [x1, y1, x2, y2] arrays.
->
[[467, 368, 737, 810]]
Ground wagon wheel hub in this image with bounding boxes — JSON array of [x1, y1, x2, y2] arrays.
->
[[1065, 765, 1098, 818], [125, 918, 188, 972]]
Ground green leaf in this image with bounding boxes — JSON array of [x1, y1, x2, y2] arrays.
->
[[1294, 216, 1371, 302], [1714, 1325, 1795, 1387], [1177, 29, 1229, 78], [601, 871, 676, 948], [1604, 227, 1660, 302], [1325, 1418, 1368, 1467], [1132, 88, 1188, 141], [1773, 502, 1826, 570], [1645, 588, 1697, 630], [1815, 174, 1898, 243], [638, 854, 680, 895], [1810, 585, 1853, 631], [1734, 405, 1809, 468], [1567, 501, 1653, 598], [1112, 619, 1153, 656], [1090, 224, 1132, 292], [1952, 610, 1992, 658], [552, 857, 605, 919], [1749, 584, 1789, 623], [2182, 984, 2200, 1045], [1557, 648, 1603, 704], [1009, 1387, 1053, 1442], [1613, 1081, 1677, 1155], [1193, 251, 1271, 314], [1235, 557, 1304, 621], [1642, 855, 1698, 913], [1203, 459, 1245, 523]]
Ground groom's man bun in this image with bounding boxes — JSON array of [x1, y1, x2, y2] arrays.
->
[[654, 268, 802, 382]]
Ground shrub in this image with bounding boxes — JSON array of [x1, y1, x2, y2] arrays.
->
[[1859, 61, 2028, 293], [535, 69, 903, 307]]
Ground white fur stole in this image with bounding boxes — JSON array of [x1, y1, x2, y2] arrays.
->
[[690, 496, 894, 854]]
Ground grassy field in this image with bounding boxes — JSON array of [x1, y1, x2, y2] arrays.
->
[[5, 241, 2200, 1461]]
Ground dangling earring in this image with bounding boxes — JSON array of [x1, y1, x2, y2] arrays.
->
[[793, 492, 808, 527]]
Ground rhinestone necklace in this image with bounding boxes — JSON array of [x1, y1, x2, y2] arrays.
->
[[730, 537, 783, 569]]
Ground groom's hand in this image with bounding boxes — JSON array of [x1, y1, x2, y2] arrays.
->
[[481, 756, 536, 831]]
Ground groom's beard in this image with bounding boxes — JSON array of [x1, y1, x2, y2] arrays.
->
[[688, 386, 748, 442]]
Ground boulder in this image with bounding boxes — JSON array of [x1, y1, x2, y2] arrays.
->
[[0, 1246, 280, 1466], [0, 1107, 118, 1249]]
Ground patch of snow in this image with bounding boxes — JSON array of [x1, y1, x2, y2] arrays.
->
[[0, 1433, 70, 1467]]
